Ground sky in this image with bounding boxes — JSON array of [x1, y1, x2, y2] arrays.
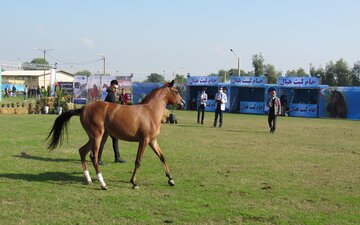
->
[[0, 0, 359, 81]]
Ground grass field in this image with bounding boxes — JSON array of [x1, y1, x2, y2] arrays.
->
[[0, 110, 359, 225]]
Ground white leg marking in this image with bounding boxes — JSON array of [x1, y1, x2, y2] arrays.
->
[[97, 173, 106, 187], [84, 170, 92, 183]]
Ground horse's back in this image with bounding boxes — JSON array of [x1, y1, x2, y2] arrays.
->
[[80, 101, 149, 141]]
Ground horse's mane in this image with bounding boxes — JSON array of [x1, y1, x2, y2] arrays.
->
[[139, 86, 166, 104]]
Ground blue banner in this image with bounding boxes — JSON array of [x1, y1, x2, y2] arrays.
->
[[187, 76, 219, 86], [289, 104, 317, 117], [230, 76, 265, 87], [132, 82, 163, 104], [240, 101, 265, 114], [319, 87, 360, 120], [204, 99, 216, 112], [57, 82, 74, 95], [278, 77, 318, 88]]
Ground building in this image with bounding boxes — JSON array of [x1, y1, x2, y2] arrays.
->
[[1, 70, 74, 88]]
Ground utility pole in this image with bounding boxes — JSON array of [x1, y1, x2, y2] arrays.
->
[[99, 54, 106, 99], [35, 48, 53, 87], [230, 49, 240, 76]]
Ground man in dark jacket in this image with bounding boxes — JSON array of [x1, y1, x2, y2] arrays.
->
[[266, 88, 281, 134], [92, 80, 126, 165]]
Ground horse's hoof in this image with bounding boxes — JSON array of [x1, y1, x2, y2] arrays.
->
[[133, 185, 139, 190], [168, 179, 175, 186], [100, 185, 108, 190], [87, 181, 93, 185]]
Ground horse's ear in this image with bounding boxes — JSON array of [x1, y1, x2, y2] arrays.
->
[[165, 80, 175, 87]]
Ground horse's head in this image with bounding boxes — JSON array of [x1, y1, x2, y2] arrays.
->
[[165, 80, 185, 108]]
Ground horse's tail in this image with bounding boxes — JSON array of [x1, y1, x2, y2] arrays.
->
[[46, 108, 82, 150]]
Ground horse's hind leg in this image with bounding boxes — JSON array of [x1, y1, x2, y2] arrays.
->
[[149, 139, 175, 186], [90, 136, 108, 190], [79, 140, 92, 184]]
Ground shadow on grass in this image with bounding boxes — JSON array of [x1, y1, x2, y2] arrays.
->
[[13, 152, 79, 163], [0, 171, 84, 183], [171, 123, 200, 128], [225, 129, 269, 134], [175, 124, 269, 134]]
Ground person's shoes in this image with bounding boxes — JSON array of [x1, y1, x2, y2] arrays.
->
[[98, 159, 104, 165], [114, 158, 126, 163], [219, 125, 222, 128], [201, 122, 204, 125], [269, 128, 273, 133]]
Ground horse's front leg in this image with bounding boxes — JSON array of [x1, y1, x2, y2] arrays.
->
[[149, 139, 175, 186], [130, 139, 149, 189]]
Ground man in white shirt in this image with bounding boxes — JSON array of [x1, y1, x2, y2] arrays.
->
[[213, 87, 227, 128], [197, 88, 208, 124]]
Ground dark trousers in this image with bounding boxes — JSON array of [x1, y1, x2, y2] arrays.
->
[[213, 107, 223, 127], [268, 114, 277, 131], [98, 132, 120, 161], [197, 104, 205, 124]]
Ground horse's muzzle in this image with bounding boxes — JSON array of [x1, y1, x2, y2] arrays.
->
[[178, 99, 186, 109]]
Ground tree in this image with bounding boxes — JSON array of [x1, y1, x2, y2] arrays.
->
[[286, 68, 307, 77], [285, 69, 297, 77], [31, 58, 49, 65], [351, 61, 360, 86], [22, 58, 51, 70], [74, 70, 92, 76], [334, 58, 351, 86], [324, 61, 337, 86], [143, 73, 165, 83], [309, 66, 325, 84], [296, 68, 307, 76], [252, 53, 265, 76], [174, 74, 187, 84], [208, 69, 231, 82], [265, 64, 279, 84]]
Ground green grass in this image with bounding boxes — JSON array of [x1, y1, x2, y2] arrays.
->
[[0, 110, 359, 224]]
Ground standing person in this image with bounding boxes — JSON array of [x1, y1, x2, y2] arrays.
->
[[197, 88, 208, 124], [119, 88, 129, 105], [280, 92, 287, 116], [93, 80, 126, 165], [36, 85, 41, 99], [4, 86, 9, 98], [24, 85, 28, 101], [213, 87, 227, 128], [266, 88, 281, 133], [12, 85, 16, 97]]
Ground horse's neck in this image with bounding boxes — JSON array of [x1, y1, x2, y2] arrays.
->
[[143, 98, 167, 120]]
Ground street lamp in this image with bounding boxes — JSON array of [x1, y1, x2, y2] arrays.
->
[[99, 54, 106, 99], [230, 49, 240, 76], [35, 47, 53, 87]]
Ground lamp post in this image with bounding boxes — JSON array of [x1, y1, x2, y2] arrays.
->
[[35, 48, 53, 87], [230, 49, 240, 76], [99, 54, 106, 99]]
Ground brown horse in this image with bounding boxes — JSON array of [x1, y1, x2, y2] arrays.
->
[[47, 80, 184, 190]]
